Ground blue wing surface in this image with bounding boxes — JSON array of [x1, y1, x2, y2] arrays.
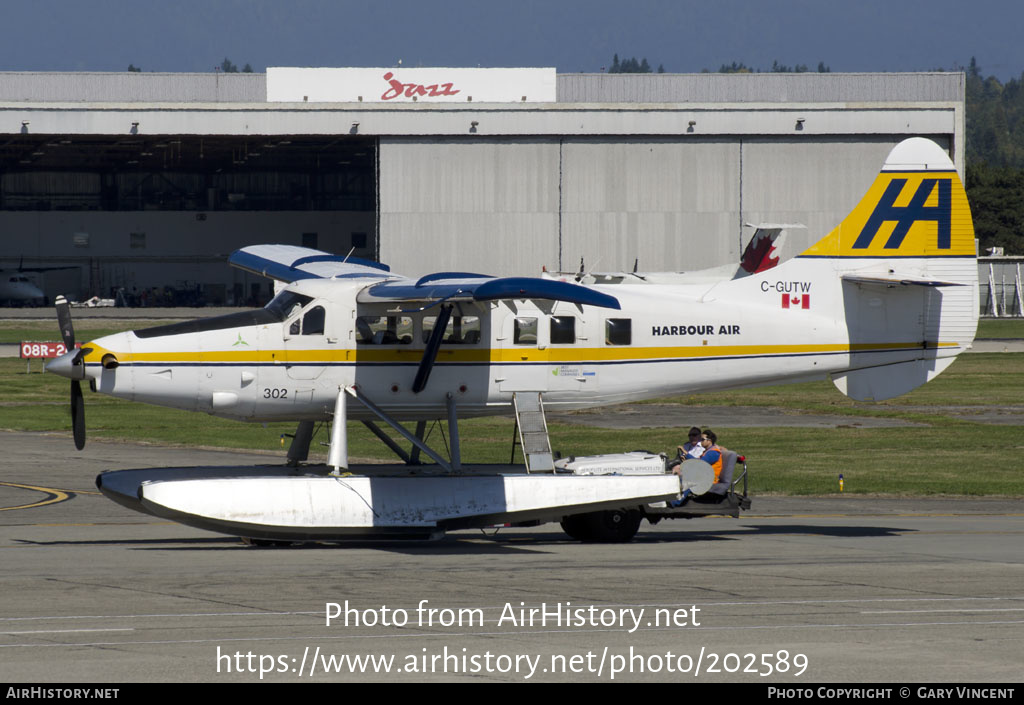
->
[[230, 245, 620, 309]]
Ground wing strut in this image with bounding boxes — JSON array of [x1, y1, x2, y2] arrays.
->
[[412, 303, 453, 393]]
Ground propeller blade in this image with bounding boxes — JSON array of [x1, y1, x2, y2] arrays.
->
[[71, 380, 86, 450], [55, 295, 75, 350]]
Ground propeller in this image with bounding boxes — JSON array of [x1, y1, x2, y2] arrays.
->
[[51, 295, 90, 450]]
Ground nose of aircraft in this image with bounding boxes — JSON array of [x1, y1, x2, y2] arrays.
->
[[45, 348, 86, 380]]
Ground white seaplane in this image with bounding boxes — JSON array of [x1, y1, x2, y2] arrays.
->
[[46, 138, 978, 543]]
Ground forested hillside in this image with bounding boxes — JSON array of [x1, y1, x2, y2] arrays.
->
[[965, 59, 1024, 254]]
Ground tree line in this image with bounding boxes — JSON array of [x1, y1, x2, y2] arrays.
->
[[963, 58, 1024, 254], [127, 58, 254, 73]]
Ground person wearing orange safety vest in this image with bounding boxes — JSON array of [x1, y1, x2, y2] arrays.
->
[[698, 430, 724, 483], [669, 429, 724, 507]]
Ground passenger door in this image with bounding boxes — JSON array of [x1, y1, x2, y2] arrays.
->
[[282, 301, 330, 381]]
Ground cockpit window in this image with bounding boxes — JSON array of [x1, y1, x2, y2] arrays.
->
[[302, 306, 325, 335], [290, 305, 326, 336]]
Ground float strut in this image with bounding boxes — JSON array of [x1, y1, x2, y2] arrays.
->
[[345, 387, 453, 472], [362, 420, 412, 464], [446, 392, 462, 470], [409, 420, 427, 465], [328, 386, 348, 472], [286, 420, 316, 466]]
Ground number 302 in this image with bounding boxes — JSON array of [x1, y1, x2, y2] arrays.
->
[[263, 388, 288, 399]]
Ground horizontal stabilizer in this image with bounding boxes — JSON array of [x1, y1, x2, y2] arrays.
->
[[841, 274, 966, 288], [831, 357, 957, 401]]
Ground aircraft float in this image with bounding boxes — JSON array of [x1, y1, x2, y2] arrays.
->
[[45, 138, 978, 543]]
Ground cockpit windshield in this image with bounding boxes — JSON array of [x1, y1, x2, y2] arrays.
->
[[266, 290, 313, 321], [134, 290, 314, 340]]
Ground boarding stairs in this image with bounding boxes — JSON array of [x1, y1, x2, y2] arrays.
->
[[512, 392, 554, 472]]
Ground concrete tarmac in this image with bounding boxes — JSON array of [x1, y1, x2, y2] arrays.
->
[[1, 432, 1022, 684]]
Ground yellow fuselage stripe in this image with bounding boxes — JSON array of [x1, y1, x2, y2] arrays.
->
[[84, 341, 959, 365]]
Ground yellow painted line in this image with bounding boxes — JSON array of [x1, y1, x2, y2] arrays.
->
[[0, 482, 74, 511]]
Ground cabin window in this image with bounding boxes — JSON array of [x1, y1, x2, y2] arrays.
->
[[605, 318, 632, 345], [422, 315, 481, 344], [356, 315, 413, 345], [550, 316, 576, 344], [513, 317, 538, 344]]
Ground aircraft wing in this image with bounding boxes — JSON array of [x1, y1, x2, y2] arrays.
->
[[229, 245, 392, 282], [230, 245, 620, 310], [359, 274, 621, 310]]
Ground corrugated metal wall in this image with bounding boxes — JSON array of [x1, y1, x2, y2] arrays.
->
[[560, 139, 738, 272], [0, 72, 265, 103], [0, 71, 962, 104], [378, 135, 934, 277], [740, 137, 901, 255], [379, 138, 561, 276], [556, 72, 964, 104]]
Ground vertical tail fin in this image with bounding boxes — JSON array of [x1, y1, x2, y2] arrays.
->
[[800, 138, 974, 261], [796, 138, 978, 401], [739, 223, 804, 274]]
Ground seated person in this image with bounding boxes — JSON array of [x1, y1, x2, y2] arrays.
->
[[698, 430, 723, 482], [667, 427, 704, 472], [671, 430, 735, 506], [680, 426, 705, 459]]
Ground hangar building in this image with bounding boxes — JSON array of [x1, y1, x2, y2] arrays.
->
[[0, 69, 964, 305]]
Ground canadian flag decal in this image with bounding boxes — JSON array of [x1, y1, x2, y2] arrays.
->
[[782, 294, 810, 309]]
